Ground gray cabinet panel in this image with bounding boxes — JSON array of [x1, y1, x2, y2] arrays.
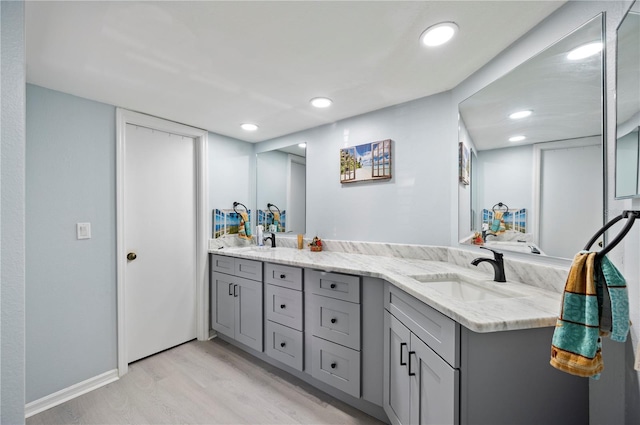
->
[[211, 254, 235, 275], [311, 336, 361, 398], [265, 263, 303, 290], [234, 277, 263, 351], [306, 269, 360, 303], [235, 258, 263, 282], [410, 333, 459, 425], [211, 271, 235, 338], [265, 284, 303, 331], [310, 294, 361, 351], [384, 311, 411, 425], [265, 320, 304, 371]]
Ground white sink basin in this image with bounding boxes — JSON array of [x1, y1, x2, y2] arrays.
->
[[410, 274, 521, 302]]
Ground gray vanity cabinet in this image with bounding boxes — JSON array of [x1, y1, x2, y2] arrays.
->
[[384, 285, 459, 425], [210, 255, 263, 352]]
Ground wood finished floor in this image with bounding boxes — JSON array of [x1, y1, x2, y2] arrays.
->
[[27, 338, 384, 425]]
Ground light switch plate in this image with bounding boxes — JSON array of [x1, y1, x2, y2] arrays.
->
[[77, 222, 91, 240]]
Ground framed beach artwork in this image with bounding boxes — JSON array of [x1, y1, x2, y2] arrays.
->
[[340, 139, 392, 183], [459, 142, 470, 185]]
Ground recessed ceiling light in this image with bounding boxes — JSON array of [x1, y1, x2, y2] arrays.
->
[[420, 22, 458, 47], [310, 97, 332, 108], [567, 42, 603, 60], [241, 123, 258, 131], [509, 110, 533, 120], [509, 135, 526, 142], [298, 143, 307, 148]]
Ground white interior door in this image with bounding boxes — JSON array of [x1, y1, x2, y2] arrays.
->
[[125, 124, 197, 363]]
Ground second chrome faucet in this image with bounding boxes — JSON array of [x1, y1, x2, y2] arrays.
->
[[471, 246, 506, 282]]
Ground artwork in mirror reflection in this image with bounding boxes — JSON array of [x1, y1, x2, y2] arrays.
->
[[615, 2, 640, 199], [256, 144, 306, 234], [458, 15, 604, 260]]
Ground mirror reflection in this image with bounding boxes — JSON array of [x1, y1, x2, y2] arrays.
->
[[256, 144, 306, 234], [615, 1, 640, 199], [458, 15, 604, 260]]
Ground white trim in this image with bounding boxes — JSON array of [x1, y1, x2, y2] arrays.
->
[[116, 109, 209, 377], [25, 370, 119, 418]]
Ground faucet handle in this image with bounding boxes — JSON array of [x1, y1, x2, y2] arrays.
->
[[480, 246, 503, 259]]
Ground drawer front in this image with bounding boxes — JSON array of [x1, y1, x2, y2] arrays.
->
[[309, 294, 360, 350], [211, 254, 235, 275], [266, 284, 303, 331], [306, 269, 360, 303], [386, 284, 459, 367], [311, 336, 360, 398], [265, 321, 303, 371], [234, 258, 263, 282], [265, 263, 303, 291]]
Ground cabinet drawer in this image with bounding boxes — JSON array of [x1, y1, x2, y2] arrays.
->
[[234, 258, 263, 282], [266, 284, 303, 331], [386, 284, 459, 367], [306, 269, 360, 303], [266, 321, 304, 371], [211, 254, 235, 275], [309, 294, 360, 351], [311, 336, 360, 398], [265, 263, 303, 290]]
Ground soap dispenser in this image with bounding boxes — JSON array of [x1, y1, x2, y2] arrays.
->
[[256, 225, 264, 246]]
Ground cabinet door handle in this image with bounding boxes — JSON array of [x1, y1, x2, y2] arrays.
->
[[280, 274, 286, 279], [330, 283, 336, 289], [228, 283, 233, 296], [330, 362, 337, 369], [330, 318, 337, 324], [280, 304, 286, 309], [233, 284, 238, 297], [400, 342, 407, 366], [408, 351, 416, 376], [280, 342, 286, 348]]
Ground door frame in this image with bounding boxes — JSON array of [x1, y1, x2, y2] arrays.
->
[[116, 108, 209, 376]]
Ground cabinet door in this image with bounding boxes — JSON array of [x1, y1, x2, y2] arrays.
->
[[211, 272, 235, 338], [384, 311, 411, 425], [235, 276, 263, 352], [410, 333, 459, 425]]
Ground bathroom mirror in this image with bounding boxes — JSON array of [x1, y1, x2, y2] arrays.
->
[[458, 15, 604, 260], [256, 144, 306, 234], [615, 1, 640, 199]]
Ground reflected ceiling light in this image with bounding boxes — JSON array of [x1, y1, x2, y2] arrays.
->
[[509, 110, 533, 120], [298, 143, 307, 148], [509, 135, 526, 142], [420, 22, 458, 47], [310, 97, 332, 108], [567, 42, 603, 60], [241, 123, 258, 131]]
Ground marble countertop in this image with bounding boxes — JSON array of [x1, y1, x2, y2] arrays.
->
[[209, 245, 563, 333]]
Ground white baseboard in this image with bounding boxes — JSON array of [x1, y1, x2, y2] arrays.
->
[[25, 369, 119, 418]]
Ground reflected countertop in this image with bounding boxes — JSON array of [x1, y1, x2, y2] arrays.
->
[[209, 243, 566, 333]]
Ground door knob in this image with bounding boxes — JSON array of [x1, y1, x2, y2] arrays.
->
[[127, 252, 137, 261]]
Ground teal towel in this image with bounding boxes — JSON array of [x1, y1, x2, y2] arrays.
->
[[597, 256, 629, 342]]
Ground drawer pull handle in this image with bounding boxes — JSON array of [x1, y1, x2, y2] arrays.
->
[[330, 318, 337, 324], [330, 283, 336, 289], [330, 362, 337, 369], [408, 351, 416, 376], [280, 304, 286, 309], [228, 283, 233, 296], [280, 274, 286, 279], [280, 342, 286, 348], [400, 342, 407, 366], [233, 284, 238, 297]]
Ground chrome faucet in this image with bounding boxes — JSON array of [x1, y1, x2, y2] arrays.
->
[[471, 246, 506, 282], [263, 233, 276, 248]]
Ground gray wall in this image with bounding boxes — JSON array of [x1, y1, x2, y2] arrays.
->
[[26, 85, 117, 402], [257, 91, 454, 245], [1, 1, 26, 423]]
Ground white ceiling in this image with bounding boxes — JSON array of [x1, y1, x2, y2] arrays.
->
[[26, 1, 566, 143]]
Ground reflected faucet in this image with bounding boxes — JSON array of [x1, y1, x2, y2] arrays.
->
[[471, 246, 506, 282], [482, 231, 498, 242], [263, 232, 276, 248]]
